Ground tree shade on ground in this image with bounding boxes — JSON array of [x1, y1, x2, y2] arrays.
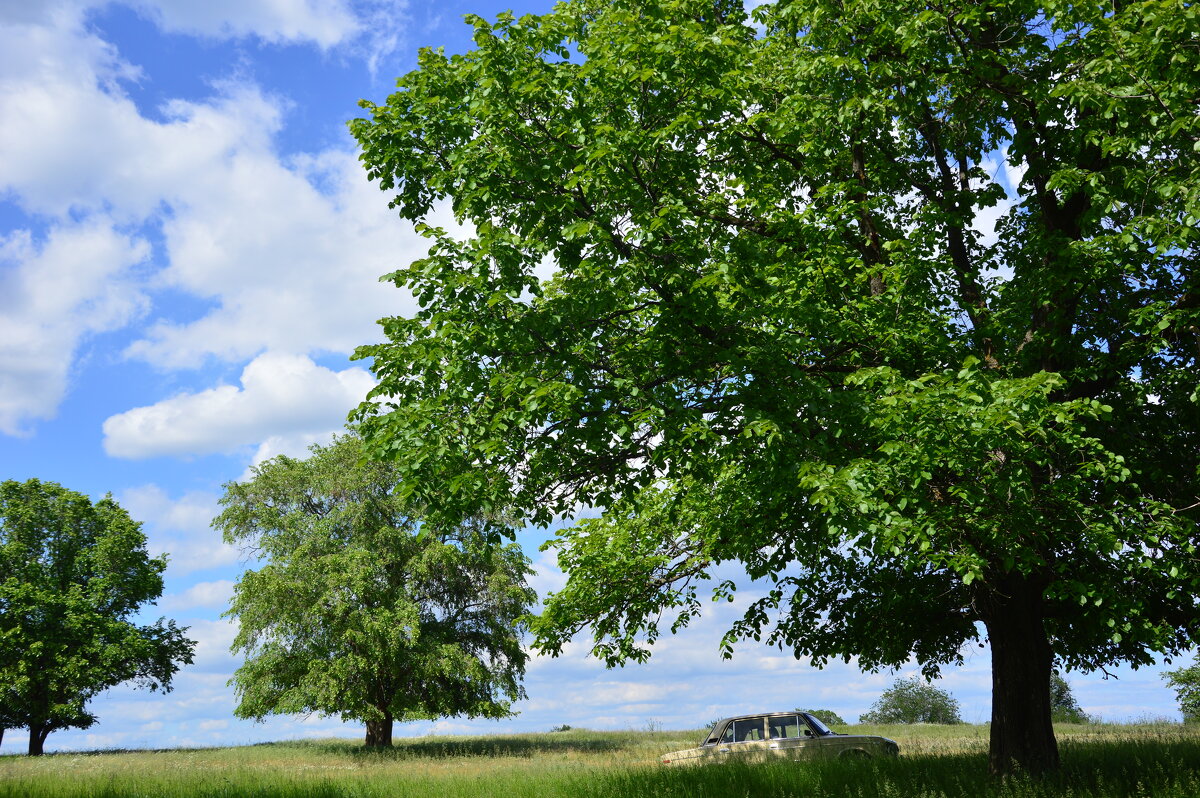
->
[[348, 0, 1200, 776]]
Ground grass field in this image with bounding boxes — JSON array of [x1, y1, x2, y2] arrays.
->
[[1, 723, 1198, 798]]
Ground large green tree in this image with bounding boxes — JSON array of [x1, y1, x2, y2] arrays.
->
[[0, 479, 195, 755], [216, 434, 535, 747], [349, 0, 1199, 775]]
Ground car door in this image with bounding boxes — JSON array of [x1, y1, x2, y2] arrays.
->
[[715, 716, 770, 763], [766, 714, 821, 761]]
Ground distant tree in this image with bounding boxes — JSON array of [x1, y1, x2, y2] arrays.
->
[[0, 479, 195, 755], [1049, 671, 1089, 724], [798, 709, 846, 726], [216, 433, 536, 748], [1164, 664, 1200, 724], [860, 677, 962, 725]]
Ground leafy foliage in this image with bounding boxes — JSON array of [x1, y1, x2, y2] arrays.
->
[[1164, 663, 1200, 723], [800, 709, 847, 727], [860, 677, 962, 725], [350, 0, 1200, 774], [0, 479, 194, 755], [216, 434, 536, 746], [1050, 672, 1090, 724]]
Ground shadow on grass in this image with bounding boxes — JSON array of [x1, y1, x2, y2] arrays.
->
[[587, 735, 1200, 798], [251, 733, 623, 760]]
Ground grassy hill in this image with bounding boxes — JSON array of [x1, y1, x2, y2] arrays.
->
[[1, 723, 1197, 798]]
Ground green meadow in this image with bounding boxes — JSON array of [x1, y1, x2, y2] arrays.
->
[[2, 723, 1197, 798]]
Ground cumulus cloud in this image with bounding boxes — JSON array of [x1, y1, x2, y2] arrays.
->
[[0, 222, 149, 435], [0, 2, 423, 435], [159, 579, 237, 613], [125, 0, 361, 48], [120, 484, 239, 574], [103, 352, 374, 459], [125, 148, 433, 368]]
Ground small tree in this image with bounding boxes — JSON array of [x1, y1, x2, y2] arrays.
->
[[860, 677, 962, 725], [1164, 664, 1200, 724], [798, 709, 846, 726], [216, 433, 536, 747], [1050, 671, 1089, 724], [0, 479, 195, 755]]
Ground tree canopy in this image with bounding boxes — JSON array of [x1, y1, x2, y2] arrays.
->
[[0, 478, 194, 755], [859, 677, 962, 725], [1049, 671, 1089, 724], [1164, 663, 1200, 723], [350, 0, 1199, 775], [215, 434, 536, 747]]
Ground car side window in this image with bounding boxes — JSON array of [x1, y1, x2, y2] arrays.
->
[[720, 723, 735, 744], [732, 717, 765, 742], [768, 715, 805, 739]]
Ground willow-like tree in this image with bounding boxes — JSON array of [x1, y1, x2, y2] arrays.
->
[[0, 479, 194, 755], [216, 434, 535, 747], [349, 0, 1199, 775]]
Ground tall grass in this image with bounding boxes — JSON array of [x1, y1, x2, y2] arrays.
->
[[1, 724, 1196, 798]]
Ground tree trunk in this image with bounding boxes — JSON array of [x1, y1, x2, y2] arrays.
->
[[0, 726, 5, 749], [27, 723, 49, 756], [364, 715, 393, 748], [980, 573, 1059, 777]]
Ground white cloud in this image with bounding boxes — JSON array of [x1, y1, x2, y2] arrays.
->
[[125, 0, 361, 48], [119, 484, 238, 574], [160, 580, 237, 613], [0, 4, 424, 434], [126, 148, 432, 368], [0, 221, 149, 435], [103, 352, 374, 458]]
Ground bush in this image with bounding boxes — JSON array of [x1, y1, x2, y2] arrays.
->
[[859, 677, 962, 724], [1050, 671, 1091, 724], [798, 709, 846, 726], [1164, 664, 1200, 724]]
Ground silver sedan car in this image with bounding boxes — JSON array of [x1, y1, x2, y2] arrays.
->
[[661, 711, 899, 766]]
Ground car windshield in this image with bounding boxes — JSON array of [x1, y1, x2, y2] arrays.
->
[[700, 721, 722, 746], [803, 713, 834, 735]]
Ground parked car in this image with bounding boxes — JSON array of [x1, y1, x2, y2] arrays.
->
[[660, 711, 899, 766]]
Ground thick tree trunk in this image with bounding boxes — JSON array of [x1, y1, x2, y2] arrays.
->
[[980, 573, 1059, 777], [364, 715, 393, 748], [27, 723, 49, 756]]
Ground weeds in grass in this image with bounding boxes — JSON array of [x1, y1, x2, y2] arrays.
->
[[1, 724, 1196, 798]]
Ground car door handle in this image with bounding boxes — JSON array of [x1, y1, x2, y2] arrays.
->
[[769, 744, 779, 749], [718, 748, 730, 753]]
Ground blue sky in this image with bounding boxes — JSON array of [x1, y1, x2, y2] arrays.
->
[[0, 0, 1190, 754]]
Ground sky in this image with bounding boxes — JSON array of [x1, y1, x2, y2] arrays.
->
[[0, 0, 1191, 755]]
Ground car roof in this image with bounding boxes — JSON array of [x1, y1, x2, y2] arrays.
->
[[714, 711, 813, 724]]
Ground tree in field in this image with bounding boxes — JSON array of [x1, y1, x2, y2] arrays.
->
[[859, 677, 961, 725], [215, 434, 536, 748], [1049, 671, 1088, 724], [0, 479, 195, 755], [1164, 663, 1200, 723], [349, 0, 1199, 776], [798, 709, 845, 727]]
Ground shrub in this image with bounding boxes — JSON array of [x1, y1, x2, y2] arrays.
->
[[798, 709, 847, 726], [1050, 671, 1091, 724], [1164, 664, 1200, 724], [859, 677, 962, 724]]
